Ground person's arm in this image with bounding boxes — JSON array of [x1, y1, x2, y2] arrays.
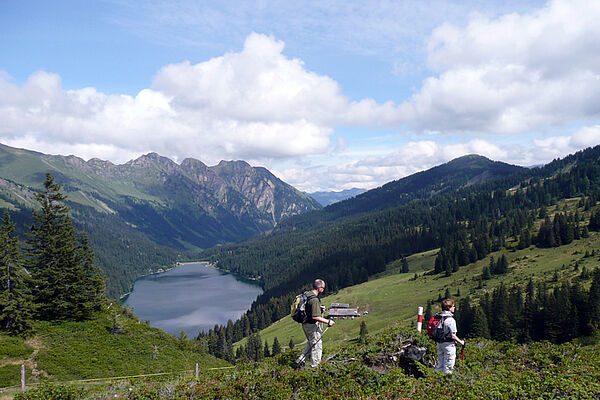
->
[[313, 316, 335, 326], [451, 332, 464, 346]]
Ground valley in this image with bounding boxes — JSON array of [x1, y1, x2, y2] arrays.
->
[[2, 144, 600, 399]]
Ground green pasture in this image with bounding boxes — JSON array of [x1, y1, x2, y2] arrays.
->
[[0, 304, 227, 391], [240, 229, 600, 353]]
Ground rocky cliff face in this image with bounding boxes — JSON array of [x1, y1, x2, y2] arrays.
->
[[0, 144, 320, 249]]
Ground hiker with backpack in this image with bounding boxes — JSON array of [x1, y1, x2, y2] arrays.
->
[[428, 298, 465, 374], [293, 279, 335, 368]]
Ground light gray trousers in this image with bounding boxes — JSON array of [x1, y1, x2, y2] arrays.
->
[[435, 341, 456, 374], [298, 322, 323, 367]]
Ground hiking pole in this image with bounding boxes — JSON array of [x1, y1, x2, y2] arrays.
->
[[461, 339, 466, 361], [296, 307, 332, 366], [296, 325, 330, 365]]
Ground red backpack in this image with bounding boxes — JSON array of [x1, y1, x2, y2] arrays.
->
[[427, 313, 451, 342]]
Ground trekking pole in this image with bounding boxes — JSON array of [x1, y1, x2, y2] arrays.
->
[[461, 339, 466, 361], [296, 325, 330, 364], [296, 306, 332, 366]]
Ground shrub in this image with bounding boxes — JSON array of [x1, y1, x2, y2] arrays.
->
[[0, 335, 34, 359], [13, 383, 86, 400]]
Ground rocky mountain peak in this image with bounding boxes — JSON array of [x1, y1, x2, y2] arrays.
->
[[215, 160, 253, 174], [181, 158, 209, 170], [125, 152, 178, 173]]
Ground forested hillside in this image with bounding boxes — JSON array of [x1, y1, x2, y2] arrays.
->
[[0, 174, 224, 396], [199, 146, 600, 358], [0, 143, 320, 297]]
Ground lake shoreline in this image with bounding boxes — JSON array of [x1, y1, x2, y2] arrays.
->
[[121, 261, 263, 337], [119, 261, 212, 300]]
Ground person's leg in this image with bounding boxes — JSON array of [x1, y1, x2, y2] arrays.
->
[[296, 324, 313, 365], [300, 323, 323, 367], [442, 342, 456, 374], [435, 343, 445, 371], [309, 325, 323, 367]]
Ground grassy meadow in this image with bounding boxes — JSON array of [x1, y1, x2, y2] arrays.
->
[[0, 303, 228, 399], [239, 225, 600, 354]]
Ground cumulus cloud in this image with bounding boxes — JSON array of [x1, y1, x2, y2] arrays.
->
[[2, 1, 599, 192], [0, 33, 396, 165], [281, 131, 597, 192], [400, 0, 600, 134]]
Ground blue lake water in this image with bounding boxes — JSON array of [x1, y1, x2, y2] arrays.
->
[[121, 262, 262, 338]]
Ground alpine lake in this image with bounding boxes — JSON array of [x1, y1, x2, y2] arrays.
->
[[121, 262, 262, 338]]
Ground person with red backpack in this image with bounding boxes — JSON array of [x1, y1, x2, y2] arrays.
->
[[294, 279, 335, 368], [431, 298, 465, 374]]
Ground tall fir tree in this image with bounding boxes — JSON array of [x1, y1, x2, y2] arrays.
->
[[271, 337, 281, 356], [0, 211, 33, 334], [497, 254, 509, 274], [401, 256, 409, 273], [359, 320, 368, 343], [424, 301, 432, 324], [470, 306, 490, 339], [28, 173, 105, 321], [263, 341, 271, 358]]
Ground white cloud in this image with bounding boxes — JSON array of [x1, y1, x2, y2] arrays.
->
[[282, 132, 598, 192], [0, 33, 397, 164], [399, 0, 600, 134], [2, 1, 599, 193], [571, 125, 600, 148]]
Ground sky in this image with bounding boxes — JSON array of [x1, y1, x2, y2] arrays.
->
[[1, 0, 599, 192]]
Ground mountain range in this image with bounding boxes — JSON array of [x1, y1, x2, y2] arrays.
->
[[306, 188, 366, 206], [197, 145, 600, 346], [0, 141, 541, 300], [0, 142, 320, 296]]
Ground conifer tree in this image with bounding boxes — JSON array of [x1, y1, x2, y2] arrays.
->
[[271, 337, 281, 356], [401, 256, 409, 273], [490, 284, 511, 341], [28, 173, 105, 321], [424, 301, 432, 324], [263, 341, 271, 358], [455, 297, 473, 337], [585, 268, 600, 334], [255, 333, 264, 361], [288, 337, 294, 349], [0, 211, 32, 334], [482, 265, 491, 280], [497, 254, 508, 274], [518, 228, 531, 249], [488, 257, 496, 275], [73, 233, 105, 319], [245, 334, 258, 360], [444, 288, 451, 300], [471, 306, 490, 339], [359, 321, 368, 343], [235, 346, 244, 361], [522, 279, 536, 342]]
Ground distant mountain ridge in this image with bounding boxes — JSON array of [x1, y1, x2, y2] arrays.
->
[[0, 144, 320, 244], [279, 154, 526, 231], [0, 143, 321, 296], [307, 188, 367, 206]]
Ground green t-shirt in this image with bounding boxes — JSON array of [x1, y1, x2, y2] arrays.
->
[[304, 291, 321, 323]]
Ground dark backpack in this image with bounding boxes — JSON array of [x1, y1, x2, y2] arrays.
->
[[290, 292, 317, 323], [427, 313, 452, 343]]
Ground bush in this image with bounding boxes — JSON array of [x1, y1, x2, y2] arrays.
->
[[0, 365, 27, 387], [13, 383, 86, 400], [0, 335, 34, 359]]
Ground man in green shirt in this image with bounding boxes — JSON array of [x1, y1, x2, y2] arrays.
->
[[296, 279, 335, 368]]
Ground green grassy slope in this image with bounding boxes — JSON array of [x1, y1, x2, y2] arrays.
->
[[12, 325, 600, 399], [0, 303, 228, 391], [243, 225, 600, 352]]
